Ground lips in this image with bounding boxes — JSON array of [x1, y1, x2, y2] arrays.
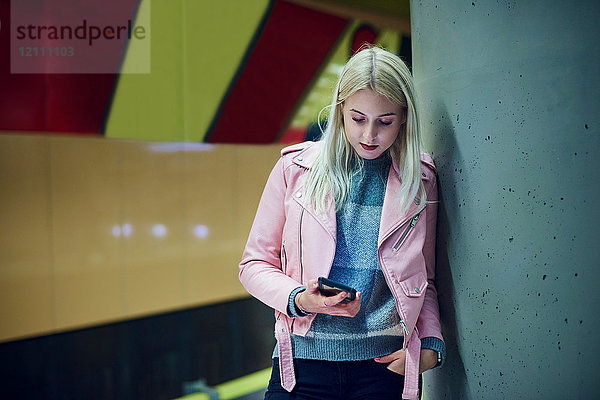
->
[[360, 143, 378, 151]]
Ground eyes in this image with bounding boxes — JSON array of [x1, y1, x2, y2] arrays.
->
[[351, 116, 393, 126]]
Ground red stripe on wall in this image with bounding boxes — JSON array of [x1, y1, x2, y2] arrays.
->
[[0, 0, 140, 134], [206, 0, 347, 144]]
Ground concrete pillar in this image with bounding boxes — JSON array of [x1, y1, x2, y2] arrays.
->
[[410, 1, 600, 398]]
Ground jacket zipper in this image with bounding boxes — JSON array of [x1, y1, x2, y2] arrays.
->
[[299, 208, 305, 284], [282, 240, 288, 273], [399, 320, 409, 350], [392, 212, 421, 251], [290, 209, 306, 332]]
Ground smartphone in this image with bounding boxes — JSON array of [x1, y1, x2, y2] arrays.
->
[[317, 277, 357, 304]]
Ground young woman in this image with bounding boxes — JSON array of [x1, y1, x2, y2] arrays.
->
[[239, 46, 445, 400]]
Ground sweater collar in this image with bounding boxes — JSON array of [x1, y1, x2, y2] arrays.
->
[[360, 151, 392, 173]]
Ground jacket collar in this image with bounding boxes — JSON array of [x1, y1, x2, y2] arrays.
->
[[288, 141, 431, 241], [288, 141, 320, 169], [286, 141, 434, 181]]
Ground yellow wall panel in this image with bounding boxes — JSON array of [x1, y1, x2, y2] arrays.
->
[[0, 135, 54, 339], [0, 134, 282, 342], [49, 136, 124, 329], [181, 145, 238, 306], [233, 146, 283, 246], [120, 142, 186, 316], [0, 277, 54, 339], [181, 145, 283, 306]]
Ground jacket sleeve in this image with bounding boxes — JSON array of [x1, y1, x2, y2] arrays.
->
[[416, 171, 444, 342], [239, 156, 303, 316]]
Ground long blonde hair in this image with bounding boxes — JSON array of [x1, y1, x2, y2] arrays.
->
[[304, 46, 426, 213]]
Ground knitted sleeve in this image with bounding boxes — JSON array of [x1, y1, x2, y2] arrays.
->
[[287, 287, 312, 317], [420, 336, 446, 368]]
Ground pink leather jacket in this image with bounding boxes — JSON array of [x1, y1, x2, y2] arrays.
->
[[239, 141, 443, 400]]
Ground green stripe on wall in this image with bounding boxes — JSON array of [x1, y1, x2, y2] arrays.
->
[[105, 0, 271, 142]]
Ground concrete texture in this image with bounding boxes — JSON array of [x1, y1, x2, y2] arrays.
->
[[410, 1, 600, 398]]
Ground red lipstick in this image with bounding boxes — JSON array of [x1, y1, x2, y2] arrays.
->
[[360, 143, 378, 151]]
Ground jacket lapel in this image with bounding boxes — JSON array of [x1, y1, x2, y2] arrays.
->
[[378, 159, 422, 246], [291, 144, 337, 240], [304, 193, 336, 240], [293, 145, 429, 242]]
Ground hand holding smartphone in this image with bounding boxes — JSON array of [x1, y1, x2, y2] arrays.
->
[[317, 277, 357, 304]]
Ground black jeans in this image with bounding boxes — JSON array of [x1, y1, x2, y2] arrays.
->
[[265, 358, 421, 400]]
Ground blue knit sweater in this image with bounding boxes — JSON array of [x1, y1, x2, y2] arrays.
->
[[276, 153, 445, 365]]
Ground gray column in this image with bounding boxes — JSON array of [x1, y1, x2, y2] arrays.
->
[[410, 1, 600, 398]]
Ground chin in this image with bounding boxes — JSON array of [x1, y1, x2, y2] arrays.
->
[[362, 154, 378, 160], [359, 151, 382, 160]]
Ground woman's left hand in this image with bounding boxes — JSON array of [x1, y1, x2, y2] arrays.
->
[[373, 348, 438, 375]]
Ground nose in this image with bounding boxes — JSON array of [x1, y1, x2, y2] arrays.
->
[[364, 121, 377, 141]]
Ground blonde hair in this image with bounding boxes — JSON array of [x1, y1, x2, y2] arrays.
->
[[305, 45, 426, 213]]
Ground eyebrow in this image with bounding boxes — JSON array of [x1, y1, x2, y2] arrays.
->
[[350, 109, 396, 117]]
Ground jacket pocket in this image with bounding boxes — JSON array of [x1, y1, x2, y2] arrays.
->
[[398, 271, 428, 298]]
